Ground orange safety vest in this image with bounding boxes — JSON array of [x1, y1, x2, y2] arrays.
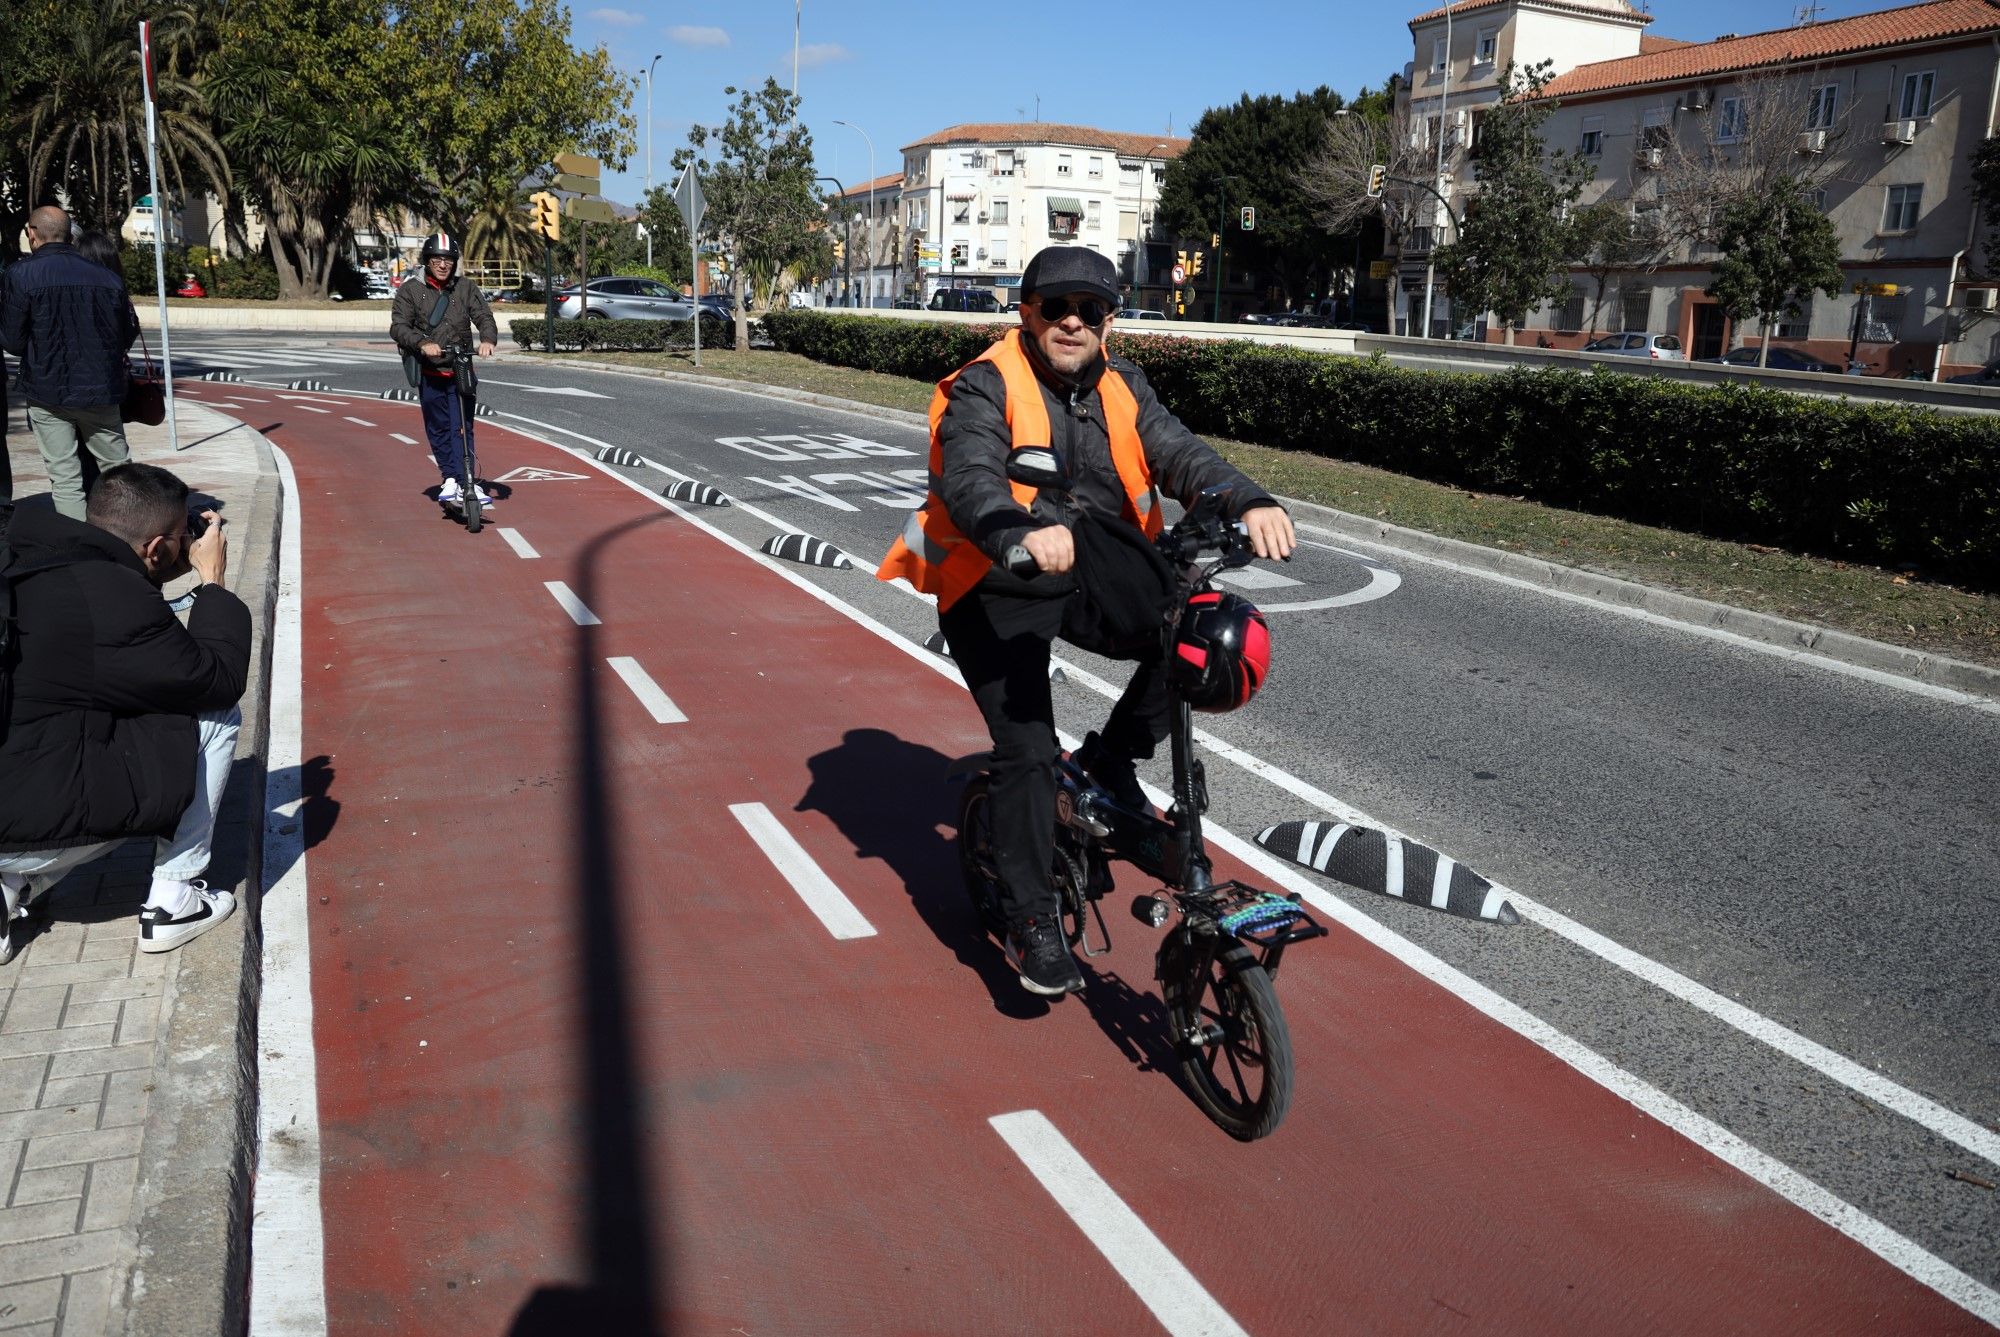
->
[[876, 329, 1161, 612]]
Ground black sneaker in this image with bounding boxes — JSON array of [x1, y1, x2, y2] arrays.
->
[[1075, 732, 1149, 813], [1005, 916, 1085, 997]]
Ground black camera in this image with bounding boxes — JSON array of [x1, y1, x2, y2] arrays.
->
[[187, 508, 210, 541]]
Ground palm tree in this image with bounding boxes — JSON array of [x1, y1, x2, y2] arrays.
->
[[459, 180, 541, 273], [16, 1, 226, 234]]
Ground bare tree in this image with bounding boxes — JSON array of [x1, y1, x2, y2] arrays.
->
[[1298, 101, 1448, 315]]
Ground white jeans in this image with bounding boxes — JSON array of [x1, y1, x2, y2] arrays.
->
[[0, 706, 240, 920]]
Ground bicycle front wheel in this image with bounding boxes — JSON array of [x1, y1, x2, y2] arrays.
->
[[1168, 942, 1294, 1140]]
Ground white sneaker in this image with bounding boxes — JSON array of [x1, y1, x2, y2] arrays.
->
[[438, 476, 462, 505], [138, 880, 235, 954]]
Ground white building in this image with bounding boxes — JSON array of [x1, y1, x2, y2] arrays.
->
[[897, 123, 1188, 305], [825, 171, 905, 308]]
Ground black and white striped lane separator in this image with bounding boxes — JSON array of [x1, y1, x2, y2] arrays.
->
[[200, 370, 243, 382], [1255, 819, 1518, 924], [378, 388, 418, 401], [661, 479, 732, 507], [286, 378, 333, 391], [594, 445, 644, 467], [760, 532, 853, 569]]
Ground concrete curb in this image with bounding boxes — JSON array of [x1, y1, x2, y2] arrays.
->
[[121, 426, 282, 1336], [507, 353, 2000, 703]]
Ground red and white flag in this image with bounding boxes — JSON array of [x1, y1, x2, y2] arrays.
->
[[138, 20, 157, 104]]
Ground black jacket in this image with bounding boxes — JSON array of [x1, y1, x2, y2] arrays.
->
[[0, 243, 139, 409], [0, 506, 251, 852], [936, 337, 1274, 601]]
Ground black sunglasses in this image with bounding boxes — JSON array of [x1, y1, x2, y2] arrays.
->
[[1036, 294, 1114, 326]]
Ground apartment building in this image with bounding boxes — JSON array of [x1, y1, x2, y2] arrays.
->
[[1400, 0, 2000, 375], [824, 172, 905, 308], [897, 123, 1187, 306]]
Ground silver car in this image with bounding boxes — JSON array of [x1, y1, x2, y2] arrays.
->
[[1581, 331, 1686, 361], [555, 277, 696, 321]]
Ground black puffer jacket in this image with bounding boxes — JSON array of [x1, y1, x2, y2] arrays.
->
[[936, 335, 1275, 601], [0, 505, 251, 852], [0, 243, 139, 409]]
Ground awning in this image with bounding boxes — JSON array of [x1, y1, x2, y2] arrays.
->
[[1046, 196, 1083, 214], [947, 191, 977, 201]]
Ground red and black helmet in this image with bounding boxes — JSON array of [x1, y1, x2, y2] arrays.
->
[[1169, 591, 1271, 713]]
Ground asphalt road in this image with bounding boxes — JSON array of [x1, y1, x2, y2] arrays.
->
[[171, 331, 2000, 1301]]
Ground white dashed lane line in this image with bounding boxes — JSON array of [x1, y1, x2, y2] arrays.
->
[[295, 405, 331, 415], [391, 433, 419, 445], [342, 416, 377, 428], [544, 581, 600, 626], [989, 1111, 1246, 1337], [728, 802, 876, 940], [606, 657, 686, 724], [497, 527, 540, 559]]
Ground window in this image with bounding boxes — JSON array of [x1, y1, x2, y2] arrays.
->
[[990, 238, 1007, 266], [1809, 188, 1827, 212], [1432, 38, 1446, 73], [1580, 116, 1604, 156], [1718, 96, 1745, 143], [1882, 183, 1921, 233], [952, 200, 971, 225], [1640, 107, 1672, 149], [990, 199, 1008, 225], [1086, 199, 1101, 228], [1476, 29, 1497, 64], [995, 151, 1015, 177], [1424, 115, 1441, 150], [1088, 157, 1103, 179], [1807, 84, 1838, 130], [1560, 287, 1587, 332], [1620, 286, 1652, 333], [1899, 70, 1935, 119], [1775, 299, 1812, 340], [1410, 225, 1434, 253], [1057, 153, 1072, 177]]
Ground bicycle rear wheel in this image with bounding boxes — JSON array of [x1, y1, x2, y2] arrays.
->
[[956, 777, 1006, 941], [1168, 942, 1294, 1140]]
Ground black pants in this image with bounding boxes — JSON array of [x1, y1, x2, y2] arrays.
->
[[941, 588, 1170, 926]]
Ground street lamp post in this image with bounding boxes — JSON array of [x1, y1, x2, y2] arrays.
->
[[815, 175, 849, 307], [833, 119, 874, 308], [1212, 174, 1235, 321], [1135, 140, 1166, 304], [644, 52, 662, 268], [1421, 1, 1454, 339]]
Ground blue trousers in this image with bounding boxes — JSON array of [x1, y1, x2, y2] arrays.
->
[[418, 375, 473, 481]]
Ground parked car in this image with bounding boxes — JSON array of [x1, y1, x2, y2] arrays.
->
[[928, 289, 999, 313], [1118, 308, 1168, 321], [698, 292, 737, 321], [173, 275, 205, 299], [893, 298, 923, 310], [554, 276, 697, 321], [1946, 359, 2000, 386], [1700, 345, 1844, 375], [1581, 331, 1686, 361], [362, 272, 394, 300]]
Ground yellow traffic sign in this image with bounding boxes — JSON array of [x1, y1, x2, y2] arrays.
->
[[553, 153, 600, 178], [1370, 260, 1392, 279], [563, 197, 618, 225]]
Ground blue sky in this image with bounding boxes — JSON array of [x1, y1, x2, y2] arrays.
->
[[578, 0, 1905, 205]]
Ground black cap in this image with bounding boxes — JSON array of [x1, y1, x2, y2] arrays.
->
[[1022, 246, 1118, 306]]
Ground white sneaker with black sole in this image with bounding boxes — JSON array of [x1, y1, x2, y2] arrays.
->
[[138, 880, 235, 954]]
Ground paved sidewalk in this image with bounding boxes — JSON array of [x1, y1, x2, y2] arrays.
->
[[2, 394, 279, 1336]]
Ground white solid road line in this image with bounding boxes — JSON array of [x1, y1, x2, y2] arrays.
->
[[606, 656, 687, 724], [544, 581, 600, 626], [496, 527, 540, 559], [294, 404, 331, 414], [457, 405, 2000, 1322], [390, 432, 418, 445], [728, 802, 876, 940], [990, 1111, 1247, 1337], [341, 415, 376, 427], [251, 446, 329, 1336]]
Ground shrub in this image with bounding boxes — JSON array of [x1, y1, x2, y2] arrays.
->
[[508, 313, 730, 353], [753, 309, 2000, 587], [211, 254, 279, 300]]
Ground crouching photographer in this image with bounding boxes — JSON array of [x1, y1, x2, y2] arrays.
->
[[0, 463, 250, 962]]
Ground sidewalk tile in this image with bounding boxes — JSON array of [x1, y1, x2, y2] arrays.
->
[[20, 1127, 142, 1171], [96, 1072, 148, 1131], [0, 1030, 116, 1064], [0, 990, 68, 1037], [53, 1001, 116, 1034], [56, 1269, 112, 1336], [0, 1060, 46, 1115], [19, 931, 81, 970], [11, 964, 124, 991], [0, 1200, 80, 1248], [0, 1107, 97, 1143], [73, 941, 130, 966], [8, 1166, 82, 1209], [0, 1276, 62, 1328], [78, 1160, 135, 1233], [57, 980, 157, 1009], [0, 1231, 122, 1288], [44, 1046, 148, 1082], [34, 1078, 102, 1114], [112, 996, 160, 1048]]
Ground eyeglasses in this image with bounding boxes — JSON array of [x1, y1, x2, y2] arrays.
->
[[1035, 295, 1114, 327]]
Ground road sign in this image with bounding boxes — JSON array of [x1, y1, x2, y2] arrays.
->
[[550, 173, 598, 195], [562, 197, 618, 225], [553, 153, 600, 178], [1171, 263, 1187, 285], [1370, 260, 1392, 279], [673, 163, 707, 235]]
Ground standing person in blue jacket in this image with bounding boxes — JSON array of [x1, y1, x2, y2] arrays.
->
[[0, 206, 139, 520]]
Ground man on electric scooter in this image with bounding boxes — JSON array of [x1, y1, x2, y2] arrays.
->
[[389, 231, 498, 511], [879, 246, 1295, 998]]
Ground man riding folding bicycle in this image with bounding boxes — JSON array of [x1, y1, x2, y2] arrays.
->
[[878, 246, 1295, 998], [389, 231, 498, 511]]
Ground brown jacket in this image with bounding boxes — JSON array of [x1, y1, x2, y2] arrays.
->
[[389, 274, 497, 372]]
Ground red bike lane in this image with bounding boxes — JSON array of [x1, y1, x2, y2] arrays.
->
[[208, 385, 1989, 1336]]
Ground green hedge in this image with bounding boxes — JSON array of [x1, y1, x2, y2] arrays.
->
[[758, 308, 2000, 587], [509, 314, 730, 353]]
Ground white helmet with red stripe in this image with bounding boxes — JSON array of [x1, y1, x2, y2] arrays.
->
[[420, 231, 461, 264]]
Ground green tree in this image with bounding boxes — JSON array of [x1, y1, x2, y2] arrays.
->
[[1705, 176, 1844, 367], [1433, 61, 1589, 344], [673, 79, 826, 351], [1970, 135, 2000, 279], [1566, 198, 1649, 335], [1157, 87, 1353, 314], [635, 184, 694, 287]]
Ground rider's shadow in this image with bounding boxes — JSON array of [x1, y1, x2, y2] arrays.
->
[[795, 727, 1053, 1020]]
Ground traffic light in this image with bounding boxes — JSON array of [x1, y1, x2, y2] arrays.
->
[[1241, 206, 1255, 231], [832, 236, 846, 264], [1365, 164, 1387, 198], [1175, 249, 1190, 272], [1210, 232, 1221, 249], [1189, 250, 1205, 278], [528, 191, 561, 241], [950, 243, 968, 265]]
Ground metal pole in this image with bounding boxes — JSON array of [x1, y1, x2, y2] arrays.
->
[[138, 22, 180, 449], [792, 0, 800, 100], [645, 54, 661, 268], [1212, 176, 1232, 321], [544, 239, 554, 353], [690, 219, 701, 367], [834, 121, 874, 309], [1422, 0, 1453, 339]]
